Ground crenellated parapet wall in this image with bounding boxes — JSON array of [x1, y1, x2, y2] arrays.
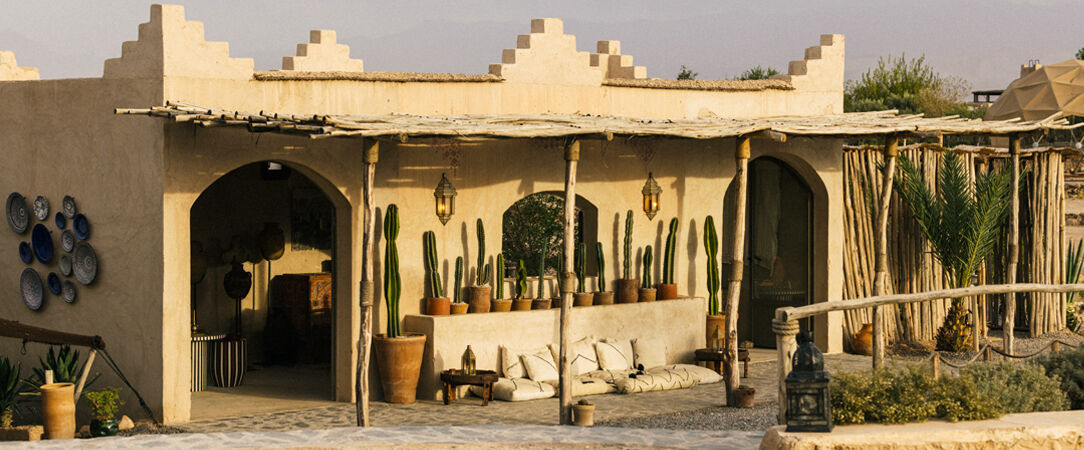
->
[[772, 34, 845, 96], [282, 30, 364, 72], [488, 18, 604, 85], [590, 40, 646, 80], [0, 51, 39, 81]]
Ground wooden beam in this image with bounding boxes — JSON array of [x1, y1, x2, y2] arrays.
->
[[724, 135, 751, 406], [356, 140, 378, 427], [773, 316, 799, 424], [1006, 135, 1020, 354], [73, 349, 97, 401], [558, 139, 580, 425], [872, 135, 898, 369]]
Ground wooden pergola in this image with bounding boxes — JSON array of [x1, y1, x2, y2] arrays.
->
[[118, 102, 1081, 426]]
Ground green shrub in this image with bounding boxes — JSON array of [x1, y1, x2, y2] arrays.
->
[[963, 362, 1068, 413], [83, 387, 123, 421], [831, 366, 936, 424], [830, 370, 873, 424], [933, 375, 1001, 422], [1037, 345, 1084, 409]]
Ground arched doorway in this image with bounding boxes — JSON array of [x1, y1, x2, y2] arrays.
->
[[502, 192, 599, 278]]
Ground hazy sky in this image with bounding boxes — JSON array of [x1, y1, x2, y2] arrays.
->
[[2, 0, 1081, 91]]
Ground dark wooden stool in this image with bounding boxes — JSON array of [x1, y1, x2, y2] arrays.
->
[[440, 369, 499, 406], [694, 348, 750, 378]]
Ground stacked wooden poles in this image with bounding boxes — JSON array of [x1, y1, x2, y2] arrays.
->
[[356, 140, 378, 427], [558, 139, 579, 425], [872, 135, 898, 369], [724, 136, 750, 405], [1006, 135, 1020, 354]]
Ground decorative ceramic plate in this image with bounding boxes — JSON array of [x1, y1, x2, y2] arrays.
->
[[47, 272, 61, 295], [19, 242, 32, 264], [31, 224, 53, 264], [73, 213, 90, 240], [62, 196, 76, 219], [59, 254, 72, 276], [21, 268, 43, 311], [61, 230, 75, 253], [62, 280, 76, 304], [73, 241, 98, 285], [55, 212, 66, 229], [33, 196, 49, 221], [6, 192, 29, 234]]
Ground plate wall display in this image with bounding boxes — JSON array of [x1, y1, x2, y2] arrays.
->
[[59, 254, 72, 276], [19, 242, 33, 264], [61, 230, 75, 252], [73, 241, 98, 285], [73, 213, 90, 240], [21, 268, 43, 311], [33, 196, 49, 221], [31, 224, 53, 264], [62, 196, 76, 219], [47, 272, 61, 295], [7, 192, 29, 234], [62, 280, 76, 303], [55, 212, 66, 229]]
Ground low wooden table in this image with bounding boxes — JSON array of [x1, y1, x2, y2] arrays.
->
[[695, 348, 750, 378], [440, 369, 499, 406]]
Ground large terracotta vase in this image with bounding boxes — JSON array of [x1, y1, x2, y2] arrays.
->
[[40, 382, 75, 439], [594, 291, 615, 305], [374, 333, 427, 403], [706, 314, 727, 348], [852, 323, 873, 356], [615, 279, 639, 303], [573, 292, 595, 307], [657, 283, 678, 300], [491, 299, 512, 312], [426, 297, 451, 315], [468, 286, 491, 313]]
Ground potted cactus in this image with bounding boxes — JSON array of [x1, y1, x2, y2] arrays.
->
[[573, 243, 594, 306], [734, 385, 756, 408], [376, 205, 427, 403], [704, 216, 726, 347], [84, 387, 123, 437], [491, 253, 512, 312], [450, 257, 468, 314], [639, 245, 656, 302], [572, 398, 595, 427], [532, 243, 552, 309], [593, 242, 614, 305], [512, 259, 532, 311], [615, 210, 639, 303], [423, 230, 450, 315], [468, 219, 492, 313], [657, 217, 679, 299]]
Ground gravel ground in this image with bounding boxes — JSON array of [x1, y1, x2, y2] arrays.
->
[[597, 401, 778, 432]]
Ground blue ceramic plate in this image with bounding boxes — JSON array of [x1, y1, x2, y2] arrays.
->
[[33, 196, 48, 221], [62, 196, 76, 219], [31, 224, 53, 264], [73, 241, 97, 285], [55, 212, 66, 229], [47, 272, 61, 295], [59, 254, 72, 276], [62, 280, 76, 303], [61, 230, 75, 253], [21, 268, 43, 311], [73, 213, 90, 240], [6, 192, 29, 234], [19, 241, 32, 264]]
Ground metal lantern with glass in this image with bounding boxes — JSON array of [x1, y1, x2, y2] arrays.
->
[[434, 172, 457, 225], [784, 331, 833, 432], [642, 172, 661, 220]]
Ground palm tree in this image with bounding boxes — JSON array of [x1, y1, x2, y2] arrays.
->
[[894, 150, 1013, 352]]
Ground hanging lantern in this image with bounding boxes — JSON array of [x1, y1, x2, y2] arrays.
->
[[642, 172, 661, 220], [785, 331, 834, 432], [434, 172, 457, 225]]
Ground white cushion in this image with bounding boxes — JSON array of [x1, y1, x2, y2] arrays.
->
[[569, 337, 600, 376], [632, 338, 667, 370], [616, 369, 698, 394], [501, 345, 550, 379], [469, 377, 555, 402], [571, 375, 616, 396], [521, 348, 559, 383], [583, 368, 636, 384], [596, 339, 634, 370], [655, 364, 722, 385]]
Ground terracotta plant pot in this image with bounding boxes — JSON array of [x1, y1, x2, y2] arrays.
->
[[733, 387, 756, 408], [374, 333, 427, 403], [450, 303, 469, 315], [572, 403, 596, 426], [573, 292, 595, 307], [852, 323, 873, 356], [512, 299, 533, 311], [706, 314, 727, 348], [657, 283, 678, 300], [40, 382, 75, 440], [491, 299, 512, 312], [638, 288, 657, 302], [468, 286, 491, 313], [594, 291, 614, 305], [550, 296, 562, 309], [615, 279, 640, 303], [531, 298, 552, 310], [426, 297, 451, 316]]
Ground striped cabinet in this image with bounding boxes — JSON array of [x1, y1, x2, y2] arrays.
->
[[191, 333, 226, 392], [210, 337, 247, 388]]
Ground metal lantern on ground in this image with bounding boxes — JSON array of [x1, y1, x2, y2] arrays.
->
[[434, 173, 457, 225], [785, 331, 833, 432], [642, 172, 661, 220]]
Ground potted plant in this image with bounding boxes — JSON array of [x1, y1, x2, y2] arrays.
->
[[83, 387, 123, 437], [532, 243, 552, 309], [572, 398, 595, 426], [450, 257, 468, 314], [573, 243, 594, 306], [639, 245, 656, 302], [491, 253, 512, 312], [615, 210, 639, 303], [468, 219, 492, 313], [704, 216, 726, 347], [657, 217, 679, 299], [594, 242, 614, 305], [375, 205, 427, 403], [0, 357, 28, 437], [512, 259, 532, 311], [423, 230, 450, 315], [734, 385, 756, 408]]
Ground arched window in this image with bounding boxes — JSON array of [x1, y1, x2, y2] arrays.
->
[[502, 192, 598, 276]]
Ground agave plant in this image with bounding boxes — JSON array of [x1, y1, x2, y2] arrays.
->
[[0, 357, 26, 428], [894, 150, 1013, 352], [27, 345, 100, 393]]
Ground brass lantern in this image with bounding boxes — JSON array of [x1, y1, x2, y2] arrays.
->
[[785, 331, 834, 432], [642, 172, 661, 220], [434, 172, 457, 225]]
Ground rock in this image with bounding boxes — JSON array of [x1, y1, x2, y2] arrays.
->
[[119, 415, 135, 431], [0, 425, 43, 441]]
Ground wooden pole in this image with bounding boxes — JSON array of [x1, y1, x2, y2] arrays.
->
[[73, 349, 97, 400], [1006, 135, 1020, 354], [872, 135, 898, 369], [930, 351, 940, 379], [356, 140, 378, 427], [558, 139, 579, 425], [773, 316, 799, 424], [724, 136, 751, 405]]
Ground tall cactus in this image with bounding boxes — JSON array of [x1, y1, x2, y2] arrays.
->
[[556, 254, 565, 297], [537, 242, 548, 299], [423, 230, 444, 298], [575, 242, 587, 293], [496, 253, 505, 299], [623, 210, 633, 279], [662, 217, 678, 284], [704, 216, 720, 315], [476, 219, 491, 285], [515, 259, 528, 300], [595, 242, 606, 292], [641, 245, 653, 288], [454, 256, 463, 304], [384, 205, 402, 338]]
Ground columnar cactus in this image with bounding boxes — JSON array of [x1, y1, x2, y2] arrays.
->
[[662, 218, 678, 284], [704, 216, 720, 315], [476, 219, 491, 285], [496, 253, 505, 299], [595, 242, 606, 292], [423, 231, 444, 298], [454, 256, 463, 304], [623, 210, 633, 279], [384, 205, 402, 338], [575, 242, 587, 293], [641, 245, 653, 288], [537, 242, 548, 299], [515, 259, 528, 300]]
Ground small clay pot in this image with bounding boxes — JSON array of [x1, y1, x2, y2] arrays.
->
[[531, 298, 552, 310], [657, 283, 678, 300], [638, 288, 657, 302], [491, 299, 513, 312], [512, 299, 533, 311], [594, 291, 615, 305], [89, 418, 118, 437], [573, 292, 595, 307], [852, 323, 873, 356], [550, 296, 562, 309], [450, 303, 469, 315], [733, 387, 756, 408], [573, 403, 595, 426], [468, 286, 491, 313], [426, 297, 451, 315], [615, 279, 640, 303]]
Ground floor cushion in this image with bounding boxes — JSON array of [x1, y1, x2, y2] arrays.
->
[[596, 339, 634, 370], [654, 364, 722, 384], [521, 347, 559, 383], [616, 369, 699, 394], [571, 375, 616, 396], [500, 345, 550, 379], [632, 337, 667, 370], [582, 368, 636, 384], [469, 377, 555, 402], [568, 336, 600, 376]]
